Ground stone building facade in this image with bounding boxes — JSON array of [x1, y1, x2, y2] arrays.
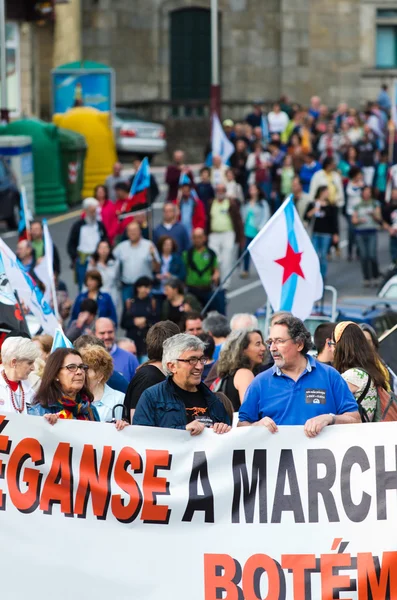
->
[[80, 0, 397, 108], [5, 0, 397, 120]]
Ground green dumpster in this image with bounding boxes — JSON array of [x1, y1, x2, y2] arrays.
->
[[58, 128, 87, 206], [0, 118, 67, 214]]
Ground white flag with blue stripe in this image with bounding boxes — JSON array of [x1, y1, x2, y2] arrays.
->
[[212, 113, 235, 164], [248, 196, 323, 321], [0, 239, 59, 336], [51, 327, 74, 352]]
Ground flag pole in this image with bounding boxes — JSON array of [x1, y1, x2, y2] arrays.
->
[[147, 182, 153, 242], [200, 247, 250, 315]]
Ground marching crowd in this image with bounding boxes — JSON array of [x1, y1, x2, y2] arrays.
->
[[2, 312, 396, 438], [2, 87, 397, 437]]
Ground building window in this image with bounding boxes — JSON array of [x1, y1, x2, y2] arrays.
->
[[0, 22, 21, 115], [376, 10, 397, 68]]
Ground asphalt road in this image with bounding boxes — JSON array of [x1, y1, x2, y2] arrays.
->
[[0, 165, 392, 321]]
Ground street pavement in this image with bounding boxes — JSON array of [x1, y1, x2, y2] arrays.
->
[[0, 164, 392, 320]]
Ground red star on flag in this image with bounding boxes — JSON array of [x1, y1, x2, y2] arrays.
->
[[275, 243, 305, 284]]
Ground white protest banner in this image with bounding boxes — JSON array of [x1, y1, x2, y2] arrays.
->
[[0, 413, 396, 599]]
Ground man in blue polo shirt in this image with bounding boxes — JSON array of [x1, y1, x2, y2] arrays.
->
[[238, 315, 360, 437]]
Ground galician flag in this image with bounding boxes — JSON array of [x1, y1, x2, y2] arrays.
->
[[18, 185, 31, 242], [212, 112, 235, 164], [51, 327, 74, 353], [248, 196, 323, 321]]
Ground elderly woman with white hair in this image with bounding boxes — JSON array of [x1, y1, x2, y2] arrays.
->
[[0, 336, 39, 414], [66, 196, 108, 292], [133, 334, 231, 435]]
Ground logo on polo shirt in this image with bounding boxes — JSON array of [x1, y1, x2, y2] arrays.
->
[[305, 389, 326, 404]]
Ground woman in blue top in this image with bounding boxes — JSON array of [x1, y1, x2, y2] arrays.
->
[[70, 269, 118, 326], [241, 184, 270, 278], [153, 235, 186, 298]]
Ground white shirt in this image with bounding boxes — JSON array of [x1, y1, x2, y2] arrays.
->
[[77, 221, 101, 254], [92, 384, 125, 422], [0, 367, 36, 415], [267, 111, 289, 134]]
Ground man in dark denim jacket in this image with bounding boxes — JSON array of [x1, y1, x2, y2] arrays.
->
[[133, 334, 231, 435]]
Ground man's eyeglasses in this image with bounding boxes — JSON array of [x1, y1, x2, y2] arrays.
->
[[265, 338, 292, 348], [176, 357, 208, 366], [327, 341, 336, 347], [60, 364, 89, 373]]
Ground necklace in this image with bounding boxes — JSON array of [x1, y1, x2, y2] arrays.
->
[[2, 371, 25, 414]]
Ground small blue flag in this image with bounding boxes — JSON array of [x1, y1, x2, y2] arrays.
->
[[51, 327, 74, 353], [129, 157, 150, 196]]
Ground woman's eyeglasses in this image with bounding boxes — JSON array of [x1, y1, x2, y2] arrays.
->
[[60, 364, 89, 373]]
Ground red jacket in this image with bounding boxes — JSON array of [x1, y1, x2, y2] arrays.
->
[[100, 199, 119, 245], [174, 194, 206, 231]]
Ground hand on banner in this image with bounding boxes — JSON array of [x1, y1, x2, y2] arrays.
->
[[304, 414, 333, 438], [253, 416, 278, 433], [186, 420, 205, 436], [114, 420, 129, 431], [211, 422, 232, 434], [44, 413, 59, 426]]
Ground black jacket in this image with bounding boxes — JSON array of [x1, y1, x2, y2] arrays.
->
[[67, 218, 108, 262]]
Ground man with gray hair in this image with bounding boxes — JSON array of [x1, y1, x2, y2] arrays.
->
[[0, 336, 39, 413], [202, 311, 231, 361], [133, 333, 231, 434], [239, 315, 360, 437], [230, 313, 259, 331], [67, 197, 108, 291]]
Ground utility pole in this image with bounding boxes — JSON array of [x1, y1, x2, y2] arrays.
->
[[210, 0, 220, 118], [0, 0, 8, 123]]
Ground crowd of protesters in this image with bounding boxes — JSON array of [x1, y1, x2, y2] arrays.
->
[[3, 310, 397, 436], [2, 86, 397, 436]]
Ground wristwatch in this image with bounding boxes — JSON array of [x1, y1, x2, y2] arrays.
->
[[328, 413, 336, 425]]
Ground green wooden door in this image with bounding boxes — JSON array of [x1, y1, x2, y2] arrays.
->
[[170, 8, 211, 101]]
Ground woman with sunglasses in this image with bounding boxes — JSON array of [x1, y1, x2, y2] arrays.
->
[[29, 348, 99, 423]]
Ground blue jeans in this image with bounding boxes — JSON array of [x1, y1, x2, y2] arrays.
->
[[75, 257, 89, 292], [243, 236, 255, 272], [312, 233, 332, 281], [355, 232, 379, 281], [390, 236, 397, 263]]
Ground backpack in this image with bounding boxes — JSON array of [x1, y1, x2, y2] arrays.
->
[[354, 369, 397, 423]]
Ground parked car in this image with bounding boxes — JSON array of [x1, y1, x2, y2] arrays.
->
[[0, 157, 20, 229], [113, 108, 167, 158]]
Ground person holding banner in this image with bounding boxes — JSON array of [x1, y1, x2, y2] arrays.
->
[[79, 344, 127, 428], [29, 348, 100, 423], [332, 321, 389, 422], [0, 336, 39, 414], [133, 334, 231, 434], [238, 315, 360, 436]]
